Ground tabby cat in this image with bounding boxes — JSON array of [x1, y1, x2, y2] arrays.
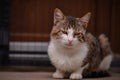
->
[[48, 8, 113, 79]]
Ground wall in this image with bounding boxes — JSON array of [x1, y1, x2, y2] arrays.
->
[[10, 0, 120, 53]]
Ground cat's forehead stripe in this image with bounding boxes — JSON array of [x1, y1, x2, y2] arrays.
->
[[66, 16, 76, 28]]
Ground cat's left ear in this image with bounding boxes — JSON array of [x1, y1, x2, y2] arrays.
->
[[54, 8, 65, 24], [80, 12, 91, 28]]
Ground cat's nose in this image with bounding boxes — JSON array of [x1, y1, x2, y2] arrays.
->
[[68, 39, 73, 44]]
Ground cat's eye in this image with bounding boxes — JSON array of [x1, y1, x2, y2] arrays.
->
[[74, 32, 83, 38], [61, 30, 68, 34], [74, 32, 81, 36]]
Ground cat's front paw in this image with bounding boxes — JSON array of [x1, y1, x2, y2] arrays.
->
[[70, 73, 82, 80], [53, 72, 64, 79]]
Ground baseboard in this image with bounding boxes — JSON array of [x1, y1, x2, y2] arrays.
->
[[9, 42, 120, 67], [10, 42, 49, 52], [9, 42, 50, 66]]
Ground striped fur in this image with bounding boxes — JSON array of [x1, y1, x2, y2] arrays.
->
[[48, 8, 113, 79]]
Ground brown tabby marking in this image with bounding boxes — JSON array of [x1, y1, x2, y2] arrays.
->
[[82, 33, 113, 73], [51, 9, 112, 71], [49, 8, 113, 79], [51, 16, 86, 43]]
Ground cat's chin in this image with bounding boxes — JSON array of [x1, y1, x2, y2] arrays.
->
[[64, 44, 74, 48]]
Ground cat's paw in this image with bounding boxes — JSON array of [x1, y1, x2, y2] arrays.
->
[[53, 72, 64, 79], [70, 73, 82, 80]]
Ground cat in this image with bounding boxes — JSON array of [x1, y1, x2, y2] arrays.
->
[[48, 8, 113, 79]]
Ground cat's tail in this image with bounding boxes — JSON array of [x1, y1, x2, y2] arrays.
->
[[83, 34, 113, 78], [98, 34, 113, 56]]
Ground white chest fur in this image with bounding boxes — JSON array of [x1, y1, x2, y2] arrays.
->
[[48, 41, 89, 72]]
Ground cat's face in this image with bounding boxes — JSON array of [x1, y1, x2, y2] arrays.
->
[[51, 8, 91, 48]]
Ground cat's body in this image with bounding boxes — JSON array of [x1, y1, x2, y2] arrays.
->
[[48, 8, 113, 79], [48, 36, 88, 72]]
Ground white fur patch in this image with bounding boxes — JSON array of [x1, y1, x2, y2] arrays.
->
[[59, 28, 79, 48], [48, 39, 89, 72], [61, 28, 74, 41], [99, 54, 113, 70]]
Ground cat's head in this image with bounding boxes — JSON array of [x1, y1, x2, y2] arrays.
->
[[51, 8, 91, 48]]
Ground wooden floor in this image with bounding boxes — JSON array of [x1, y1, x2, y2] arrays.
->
[[0, 66, 120, 80], [0, 72, 120, 80]]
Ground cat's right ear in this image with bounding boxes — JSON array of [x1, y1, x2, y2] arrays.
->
[[54, 8, 65, 24]]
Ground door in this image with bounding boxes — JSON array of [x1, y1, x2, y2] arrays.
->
[[0, 0, 9, 65], [10, 0, 120, 59]]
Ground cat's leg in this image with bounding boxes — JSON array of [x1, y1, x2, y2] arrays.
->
[[70, 64, 88, 79], [70, 69, 83, 79], [53, 69, 65, 79], [99, 54, 113, 71]]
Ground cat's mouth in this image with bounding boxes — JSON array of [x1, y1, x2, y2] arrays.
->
[[65, 43, 73, 47]]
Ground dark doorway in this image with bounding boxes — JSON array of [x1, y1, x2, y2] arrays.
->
[[0, 0, 9, 65]]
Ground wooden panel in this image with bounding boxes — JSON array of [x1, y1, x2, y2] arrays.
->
[[111, 0, 120, 53], [10, 0, 53, 42], [10, 0, 120, 53], [10, 33, 49, 42], [10, 0, 96, 42], [95, 0, 111, 37]]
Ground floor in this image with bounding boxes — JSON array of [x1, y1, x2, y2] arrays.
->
[[0, 71, 120, 80], [0, 66, 120, 80], [0, 72, 120, 80]]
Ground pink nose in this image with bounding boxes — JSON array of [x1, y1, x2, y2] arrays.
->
[[68, 39, 73, 44]]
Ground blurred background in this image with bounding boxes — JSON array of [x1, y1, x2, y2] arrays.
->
[[0, 0, 120, 68]]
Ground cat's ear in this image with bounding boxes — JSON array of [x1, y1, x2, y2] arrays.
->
[[54, 8, 65, 24], [80, 12, 91, 28]]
